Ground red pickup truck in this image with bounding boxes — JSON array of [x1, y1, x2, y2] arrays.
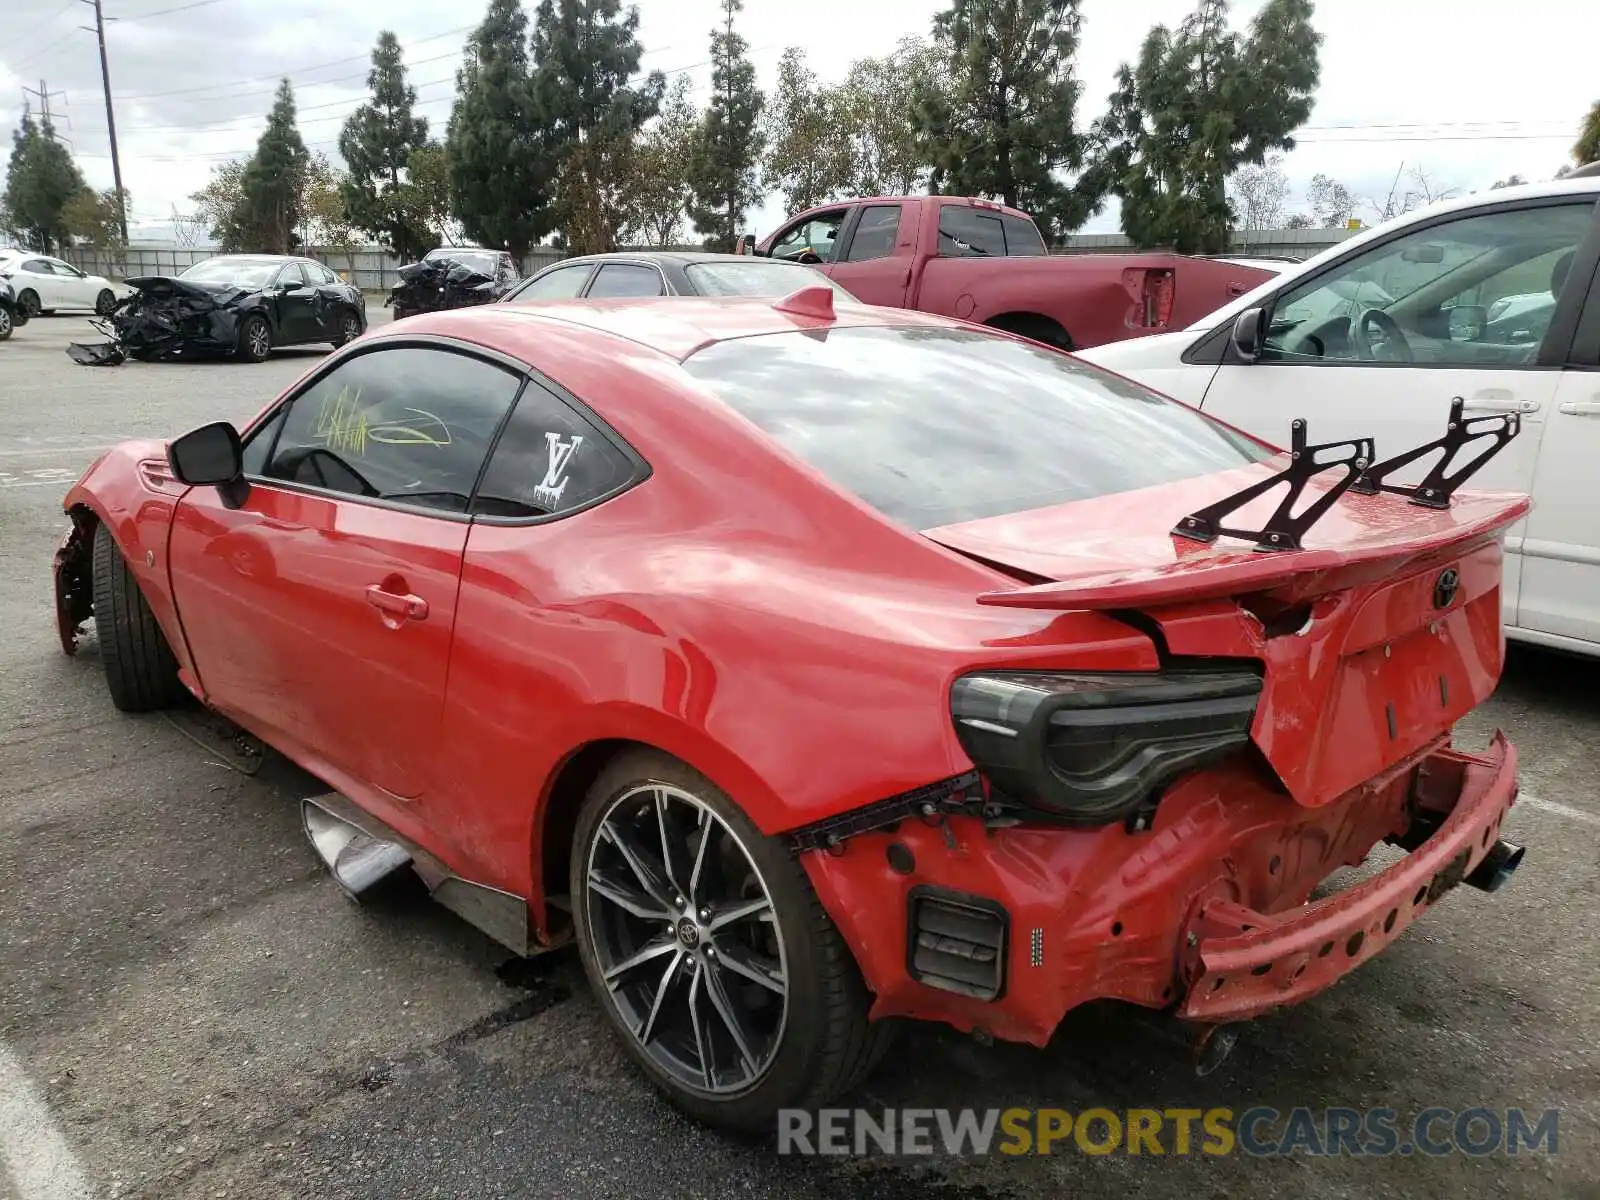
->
[[755, 195, 1274, 351]]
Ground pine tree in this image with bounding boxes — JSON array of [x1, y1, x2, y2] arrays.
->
[[914, 0, 1090, 242], [339, 31, 433, 261], [1090, 0, 1321, 253], [235, 80, 311, 252], [446, 0, 552, 261], [686, 0, 764, 252], [2, 113, 89, 252], [529, 0, 665, 253]]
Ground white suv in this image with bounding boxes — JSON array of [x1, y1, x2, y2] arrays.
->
[[1078, 176, 1600, 658]]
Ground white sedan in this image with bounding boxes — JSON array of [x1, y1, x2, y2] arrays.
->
[[0, 251, 118, 316]]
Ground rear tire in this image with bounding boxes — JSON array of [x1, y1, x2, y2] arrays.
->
[[91, 522, 185, 713], [18, 289, 41, 319], [0, 306, 12, 341], [237, 314, 272, 363], [330, 308, 362, 348], [570, 749, 891, 1133], [95, 289, 116, 316], [986, 313, 1073, 352]]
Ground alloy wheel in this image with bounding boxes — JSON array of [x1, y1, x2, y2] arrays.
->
[[343, 314, 360, 342], [247, 322, 270, 359], [583, 783, 789, 1095], [0, 308, 11, 337]]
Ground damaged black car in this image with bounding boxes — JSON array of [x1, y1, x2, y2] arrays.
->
[[387, 247, 519, 320], [68, 255, 366, 366], [0, 276, 30, 342]]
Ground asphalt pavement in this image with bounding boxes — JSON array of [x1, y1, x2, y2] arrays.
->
[[1, 309, 1597, 1199]]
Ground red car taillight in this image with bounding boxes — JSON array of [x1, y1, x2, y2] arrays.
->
[[1141, 268, 1175, 328]]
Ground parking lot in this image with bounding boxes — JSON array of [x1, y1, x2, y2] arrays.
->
[[1, 307, 1598, 1199]]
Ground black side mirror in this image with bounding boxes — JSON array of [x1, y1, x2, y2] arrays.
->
[[1231, 307, 1267, 361], [169, 421, 249, 508]]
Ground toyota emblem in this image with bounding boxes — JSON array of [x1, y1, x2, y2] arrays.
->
[[1433, 568, 1460, 609]]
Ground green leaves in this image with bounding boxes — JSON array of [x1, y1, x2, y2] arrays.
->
[[338, 31, 435, 260], [1089, 0, 1322, 253], [687, 0, 766, 252], [227, 79, 312, 253], [2, 114, 89, 253]]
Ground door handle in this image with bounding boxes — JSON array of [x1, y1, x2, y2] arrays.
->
[[1557, 399, 1600, 416], [365, 584, 428, 621], [1462, 394, 1539, 414]]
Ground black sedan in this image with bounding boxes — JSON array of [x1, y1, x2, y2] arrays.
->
[[500, 251, 856, 303], [166, 255, 366, 362]]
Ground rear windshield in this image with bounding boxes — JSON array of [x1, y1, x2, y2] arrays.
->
[[938, 207, 1048, 257], [680, 326, 1270, 530], [686, 260, 854, 299]]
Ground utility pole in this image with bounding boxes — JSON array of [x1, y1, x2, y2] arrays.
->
[[80, 0, 127, 244]]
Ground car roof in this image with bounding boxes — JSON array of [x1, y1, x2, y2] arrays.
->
[[544, 251, 819, 270], [382, 295, 959, 362], [200, 253, 308, 263]]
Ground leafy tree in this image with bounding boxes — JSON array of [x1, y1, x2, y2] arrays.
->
[[1306, 171, 1356, 227], [62, 186, 131, 248], [530, 0, 665, 254], [763, 48, 854, 214], [1575, 100, 1600, 167], [1282, 212, 1313, 229], [339, 31, 434, 261], [1227, 154, 1288, 229], [1090, 0, 1321, 252], [687, 0, 765, 251], [1490, 174, 1527, 190], [399, 142, 458, 244], [914, 0, 1090, 242], [233, 79, 311, 252], [621, 74, 699, 245], [191, 158, 250, 249], [299, 152, 359, 280], [447, 0, 553, 260], [839, 38, 948, 197], [2, 113, 88, 252]]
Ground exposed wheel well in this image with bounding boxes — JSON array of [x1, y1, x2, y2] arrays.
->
[[538, 738, 659, 935], [983, 311, 1073, 351]]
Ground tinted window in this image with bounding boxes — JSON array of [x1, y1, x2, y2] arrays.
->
[[308, 262, 338, 285], [587, 264, 665, 298], [681, 326, 1270, 529], [684, 261, 853, 298], [1001, 214, 1047, 255], [240, 407, 287, 475], [846, 206, 900, 262], [275, 263, 309, 287], [263, 347, 522, 513], [512, 264, 593, 300], [22, 259, 55, 274], [472, 384, 638, 519], [938, 208, 1006, 257]]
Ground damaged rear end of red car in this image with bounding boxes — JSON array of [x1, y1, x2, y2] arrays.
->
[[799, 400, 1529, 1058]]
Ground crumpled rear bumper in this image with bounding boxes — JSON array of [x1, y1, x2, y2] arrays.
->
[[1177, 732, 1518, 1021]]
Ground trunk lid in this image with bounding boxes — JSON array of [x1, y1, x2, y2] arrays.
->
[[924, 463, 1530, 808]]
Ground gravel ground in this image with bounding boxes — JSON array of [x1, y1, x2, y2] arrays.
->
[[1, 308, 1597, 1199]]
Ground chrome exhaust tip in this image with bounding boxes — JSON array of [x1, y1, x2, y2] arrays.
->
[[302, 797, 413, 900], [1465, 839, 1525, 894]]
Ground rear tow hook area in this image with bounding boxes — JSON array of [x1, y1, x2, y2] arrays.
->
[[1123, 1007, 1243, 1077]]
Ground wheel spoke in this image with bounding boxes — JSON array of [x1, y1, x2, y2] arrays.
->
[[637, 949, 684, 1046], [711, 940, 786, 995], [601, 818, 676, 910], [654, 788, 687, 896], [588, 865, 673, 923], [602, 935, 679, 986], [707, 896, 771, 932], [702, 959, 760, 1076], [687, 809, 713, 906], [688, 961, 714, 1089]]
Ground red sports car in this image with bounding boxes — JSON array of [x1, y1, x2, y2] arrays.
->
[[54, 288, 1527, 1131]]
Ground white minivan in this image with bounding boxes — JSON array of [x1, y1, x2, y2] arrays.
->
[[1078, 176, 1600, 658]]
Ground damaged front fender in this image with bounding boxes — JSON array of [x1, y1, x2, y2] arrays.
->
[[68, 275, 253, 366], [53, 512, 96, 655]]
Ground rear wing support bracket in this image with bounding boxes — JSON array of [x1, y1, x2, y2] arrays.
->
[[1350, 398, 1521, 510], [1172, 419, 1374, 553]]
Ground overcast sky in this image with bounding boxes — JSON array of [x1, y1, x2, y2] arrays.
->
[[1, 0, 1593, 245]]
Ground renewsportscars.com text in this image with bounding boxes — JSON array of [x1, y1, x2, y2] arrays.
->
[[777, 1106, 1559, 1158]]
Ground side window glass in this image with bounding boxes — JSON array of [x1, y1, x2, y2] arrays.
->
[[587, 264, 665, 298], [772, 212, 846, 263], [1261, 203, 1595, 365], [240, 407, 287, 476], [938, 208, 1006, 257], [472, 384, 639, 519], [23, 259, 54, 274], [310, 263, 337, 285], [845, 206, 901, 262], [276, 263, 308, 288], [262, 347, 522, 513], [1000, 214, 1048, 256], [513, 265, 592, 300]]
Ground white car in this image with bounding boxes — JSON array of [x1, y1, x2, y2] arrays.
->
[[1078, 175, 1600, 658], [0, 251, 118, 316]]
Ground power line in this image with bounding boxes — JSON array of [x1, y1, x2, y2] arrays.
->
[[11, 0, 78, 52], [115, 0, 237, 20], [9, 25, 84, 73]]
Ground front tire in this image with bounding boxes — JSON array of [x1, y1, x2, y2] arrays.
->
[[91, 523, 185, 713], [0, 306, 12, 341], [95, 289, 116, 316], [237, 314, 272, 363], [571, 750, 889, 1133], [18, 289, 41, 319]]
